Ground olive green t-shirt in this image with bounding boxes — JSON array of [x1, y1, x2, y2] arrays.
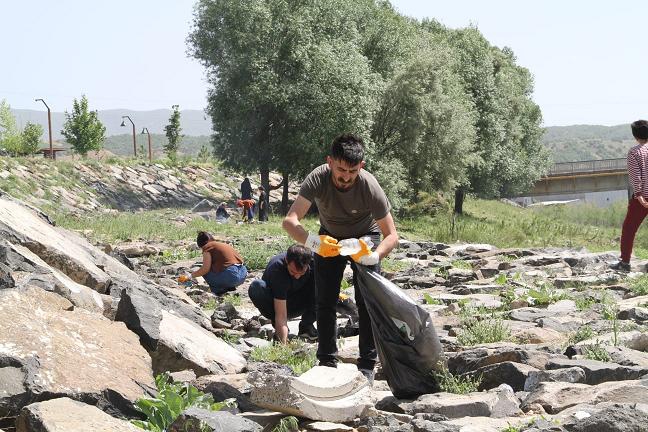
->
[[299, 164, 391, 238]]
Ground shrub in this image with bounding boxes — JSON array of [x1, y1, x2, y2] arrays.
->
[[131, 373, 235, 431], [250, 340, 316, 375], [457, 308, 510, 346], [434, 364, 482, 394]]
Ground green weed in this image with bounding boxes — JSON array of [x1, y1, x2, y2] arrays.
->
[[131, 372, 235, 431], [250, 340, 316, 375], [434, 364, 482, 394], [222, 293, 241, 307], [526, 282, 569, 306], [423, 293, 443, 305], [457, 307, 510, 346], [583, 342, 611, 362], [272, 416, 299, 432], [629, 275, 648, 296], [569, 325, 595, 344]]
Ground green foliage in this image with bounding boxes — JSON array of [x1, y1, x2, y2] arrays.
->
[[583, 342, 611, 362], [190, 0, 381, 186], [423, 293, 443, 305], [131, 372, 235, 431], [220, 330, 241, 345], [526, 282, 569, 306], [569, 325, 595, 344], [495, 273, 508, 285], [250, 340, 317, 375], [272, 416, 299, 432], [222, 293, 241, 306], [434, 364, 482, 394], [629, 274, 648, 296], [0, 100, 42, 156], [19, 122, 43, 155], [164, 105, 183, 160], [61, 95, 106, 155], [457, 307, 510, 346]]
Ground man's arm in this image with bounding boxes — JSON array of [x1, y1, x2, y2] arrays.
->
[[282, 195, 313, 244], [273, 299, 289, 343], [375, 212, 399, 259]]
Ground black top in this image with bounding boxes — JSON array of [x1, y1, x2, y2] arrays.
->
[[241, 178, 252, 200], [262, 253, 314, 300]]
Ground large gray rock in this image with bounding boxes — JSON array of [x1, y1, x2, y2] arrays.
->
[[561, 403, 648, 432], [524, 367, 586, 392], [0, 287, 153, 418], [546, 358, 648, 385], [448, 346, 562, 375], [168, 408, 262, 432], [467, 361, 539, 391], [523, 380, 648, 414], [150, 310, 246, 376], [378, 385, 521, 419], [15, 397, 140, 431]]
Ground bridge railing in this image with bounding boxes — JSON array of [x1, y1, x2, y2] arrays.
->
[[548, 158, 627, 176]]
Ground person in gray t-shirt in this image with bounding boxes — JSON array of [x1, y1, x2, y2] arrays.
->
[[283, 133, 399, 383]]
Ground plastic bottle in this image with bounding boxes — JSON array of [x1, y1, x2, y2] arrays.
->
[[338, 236, 374, 256]]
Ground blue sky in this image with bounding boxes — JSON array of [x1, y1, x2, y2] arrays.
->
[[1, 0, 646, 126]]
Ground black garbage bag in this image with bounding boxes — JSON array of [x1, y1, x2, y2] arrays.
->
[[355, 265, 445, 398]]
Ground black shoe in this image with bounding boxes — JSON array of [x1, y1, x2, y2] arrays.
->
[[359, 368, 374, 386], [319, 360, 337, 368], [611, 260, 631, 272], [298, 324, 319, 341]]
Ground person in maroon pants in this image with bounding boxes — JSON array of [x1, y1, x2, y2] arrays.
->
[[612, 120, 648, 271]]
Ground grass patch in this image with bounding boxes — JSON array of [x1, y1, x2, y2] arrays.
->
[[434, 364, 482, 394], [423, 293, 443, 305], [220, 330, 241, 345], [272, 416, 299, 432], [457, 307, 511, 346], [397, 199, 629, 252], [628, 274, 648, 296], [583, 342, 611, 362], [222, 293, 241, 307], [569, 325, 596, 344], [52, 210, 319, 270], [526, 282, 570, 306], [250, 340, 316, 375]]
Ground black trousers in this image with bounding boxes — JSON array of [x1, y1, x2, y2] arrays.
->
[[314, 233, 381, 370], [248, 279, 316, 330]]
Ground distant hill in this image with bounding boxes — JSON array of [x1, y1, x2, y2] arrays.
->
[[541, 124, 634, 162], [104, 134, 211, 157], [11, 108, 213, 139]]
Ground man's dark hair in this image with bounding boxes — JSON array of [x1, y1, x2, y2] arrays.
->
[[196, 231, 214, 248], [330, 133, 364, 165], [286, 244, 312, 269], [632, 120, 648, 141]]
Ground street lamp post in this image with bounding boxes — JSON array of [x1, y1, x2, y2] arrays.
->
[[34, 98, 53, 158], [141, 127, 152, 162], [120, 115, 137, 157]]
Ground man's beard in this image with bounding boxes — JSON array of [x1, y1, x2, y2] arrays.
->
[[335, 177, 353, 190]]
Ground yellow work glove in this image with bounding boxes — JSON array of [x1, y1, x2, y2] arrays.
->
[[304, 233, 341, 257], [351, 239, 380, 266]]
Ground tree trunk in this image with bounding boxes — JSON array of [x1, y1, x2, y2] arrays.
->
[[260, 166, 270, 216], [454, 188, 465, 215], [281, 171, 290, 215]]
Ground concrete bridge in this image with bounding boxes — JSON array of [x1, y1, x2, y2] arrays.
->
[[524, 158, 629, 197]]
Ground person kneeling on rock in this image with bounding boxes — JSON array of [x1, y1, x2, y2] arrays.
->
[[248, 244, 317, 344], [189, 231, 248, 295]]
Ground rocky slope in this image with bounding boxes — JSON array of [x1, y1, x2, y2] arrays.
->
[[0, 157, 290, 213]]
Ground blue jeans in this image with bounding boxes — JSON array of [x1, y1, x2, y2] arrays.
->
[[203, 264, 247, 295]]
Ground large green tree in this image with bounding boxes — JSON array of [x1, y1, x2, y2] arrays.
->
[[189, 0, 381, 212], [426, 24, 550, 213], [61, 95, 106, 156]]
